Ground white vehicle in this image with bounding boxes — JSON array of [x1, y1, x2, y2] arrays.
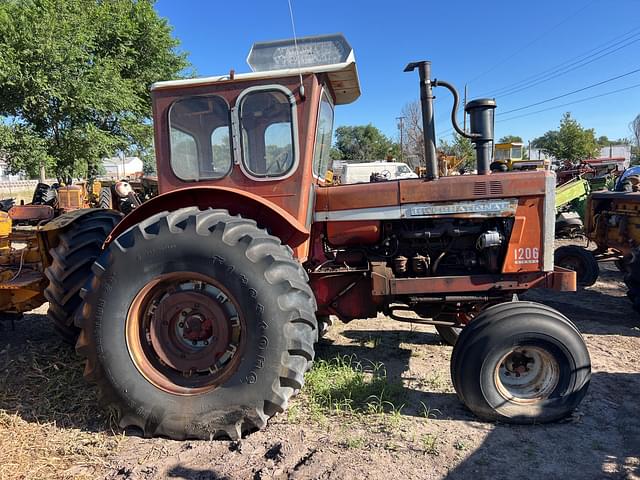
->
[[339, 161, 418, 184]]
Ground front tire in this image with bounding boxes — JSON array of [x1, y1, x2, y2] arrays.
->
[[554, 245, 599, 287], [75, 208, 317, 440], [450, 301, 590, 423]]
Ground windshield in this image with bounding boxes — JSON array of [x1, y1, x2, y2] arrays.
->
[[495, 148, 510, 161], [240, 89, 295, 178], [168, 95, 232, 180], [313, 90, 334, 178]]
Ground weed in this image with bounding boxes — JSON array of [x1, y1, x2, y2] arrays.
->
[[420, 401, 441, 420], [343, 436, 366, 449], [424, 373, 448, 391], [421, 434, 439, 455], [286, 403, 300, 423], [359, 335, 381, 349], [303, 355, 403, 417], [453, 439, 467, 451], [385, 441, 400, 451], [385, 404, 405, 429]]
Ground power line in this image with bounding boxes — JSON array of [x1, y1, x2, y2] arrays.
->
[[436, 75, 640, 139], [496, 81, 640, 123], [497, 67, 640, 116], [466, 0, 597, 85], [484, 27, 640, 99]]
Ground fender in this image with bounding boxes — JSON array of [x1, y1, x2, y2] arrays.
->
[[105, 186, 310, 254]]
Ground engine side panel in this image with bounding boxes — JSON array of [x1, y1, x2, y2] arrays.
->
[[309, 170, 560, 321]]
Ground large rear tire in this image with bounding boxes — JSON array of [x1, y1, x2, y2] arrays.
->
[[32, 182, 58, 207], [450, 301, 591, 423], [75, 208, 317, 440], [554, 245, 599, 287], [98, 187, 113, 210], [624, 247, 640, 314], [44, 210, 122, 343]]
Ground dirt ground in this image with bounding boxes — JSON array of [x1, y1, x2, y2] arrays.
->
[[1, 254, 639, 479]]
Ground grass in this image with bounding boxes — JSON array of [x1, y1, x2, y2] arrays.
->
[[302, 354, 404, 420], [0, 188, 34, 204], [0, 333, 123, 479], [420, 401, 442, 420], [342, 436, 366, 449], [421, 434, 439, 455], [453, 439, 468, 451]]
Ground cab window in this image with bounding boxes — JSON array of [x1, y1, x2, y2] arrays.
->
[[240, 90, 295, 178], [313, 90, 334, 178], [397, 164, 411, 175], [169, 95, 232, 180], [511, 146, 522, 159]]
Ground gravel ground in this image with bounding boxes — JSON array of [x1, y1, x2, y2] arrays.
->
[[1, 260, 639, 480]]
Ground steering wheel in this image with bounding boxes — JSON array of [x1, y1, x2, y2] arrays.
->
[[266, 151, 291, 175]]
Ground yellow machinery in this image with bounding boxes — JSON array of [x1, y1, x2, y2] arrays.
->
[[493, 142, 547, 171], [0, 205, 120, 319], [56, 181, 102, 212], [0, 206, 54, 313]]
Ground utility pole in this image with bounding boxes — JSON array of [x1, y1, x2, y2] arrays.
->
[[396, 116, 406, 162], [463, 84, 468, 133]]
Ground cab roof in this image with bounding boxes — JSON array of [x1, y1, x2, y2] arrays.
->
[[151, 33, 361, 105]]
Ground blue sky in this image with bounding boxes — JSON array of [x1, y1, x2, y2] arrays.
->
[[155, 0, 640, 146]]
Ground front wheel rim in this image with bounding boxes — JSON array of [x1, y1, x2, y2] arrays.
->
[[493, 346, 560, 404], [126, 272, 246, 396]]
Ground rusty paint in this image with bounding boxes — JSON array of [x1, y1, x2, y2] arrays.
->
[[325, 220, 381, 246], [8, 205, 54, 222], [388, 268, 575, 296]]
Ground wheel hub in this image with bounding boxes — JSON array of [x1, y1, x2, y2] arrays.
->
[[126, 273, 245, 395], [149, 290, 231, 373], [494, 346, 560, 403]]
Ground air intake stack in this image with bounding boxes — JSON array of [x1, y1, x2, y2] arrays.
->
[[465, 99, 496, 175]]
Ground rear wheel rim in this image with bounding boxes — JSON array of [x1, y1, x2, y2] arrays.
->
[[126, 272, 246, 396], [493, 346, 560, 404]]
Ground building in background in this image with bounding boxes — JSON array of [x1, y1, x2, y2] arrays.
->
[[101, 156, 144, 178]]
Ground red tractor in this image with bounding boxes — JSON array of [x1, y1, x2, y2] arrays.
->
[[66, 34, 589, 440]]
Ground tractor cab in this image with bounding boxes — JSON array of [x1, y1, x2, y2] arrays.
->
[[150, 34, 359, 235], [493, 142, 523, 169]]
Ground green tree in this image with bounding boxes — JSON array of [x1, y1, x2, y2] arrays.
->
[[498, 135, 523, 144], [0, 0, 189, 179], [532, 113, 599, 162], [0, 124, 54, 177], [439, 133, 475, 170], [331, 124, 399, 161]]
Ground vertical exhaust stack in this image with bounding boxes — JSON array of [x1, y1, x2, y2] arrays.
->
[[404, 61, 438, 180], [406, 62, 497, 177], [465, 99, 496, 175]]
